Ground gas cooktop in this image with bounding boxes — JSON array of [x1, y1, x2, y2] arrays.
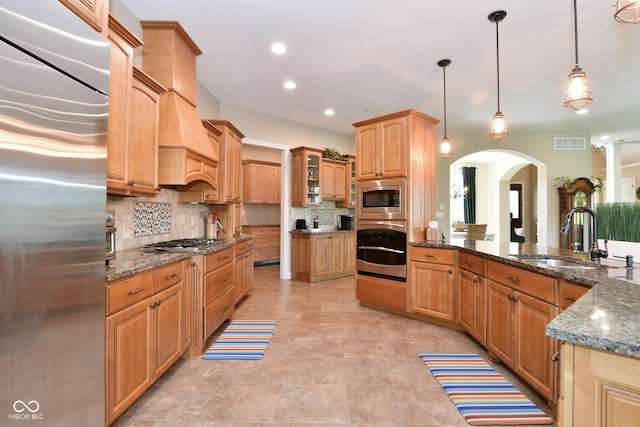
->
[[140, 238, 224, 253]]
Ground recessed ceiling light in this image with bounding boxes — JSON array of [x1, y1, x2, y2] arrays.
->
[[271, 42, 286, 54], [365, 105, 383, 113], [283, 81, 296, 90], [600, 135, 610, 141], [576, 108, 588, 115], [324, 109, 335, 116]]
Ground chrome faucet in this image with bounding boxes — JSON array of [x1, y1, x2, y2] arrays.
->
[[561, 206, 608, 262]]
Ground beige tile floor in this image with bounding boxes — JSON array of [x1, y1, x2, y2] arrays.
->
[[114, 264, 556, 427]]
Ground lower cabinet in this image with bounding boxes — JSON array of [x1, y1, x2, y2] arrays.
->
[[234, 239, 255, 303], [558, 343, 640, 427], [106, 260, 184, 426], [291, 231, 355, 282], [409, 247, 455, 321], [243, 225, 280, 263], [487, 261, 559, 404], [203, 247, 235, 341], [457, 251, 487, 346]]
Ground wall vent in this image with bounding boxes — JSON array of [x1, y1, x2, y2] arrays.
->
[[554, 137, 586, 150]]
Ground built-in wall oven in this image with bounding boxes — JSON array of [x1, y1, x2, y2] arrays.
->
[[358, 179, 406, 221], [356, 221, 407, 282]]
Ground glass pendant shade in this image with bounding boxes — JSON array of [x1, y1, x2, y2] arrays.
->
[[490, 111, 508, 141], [614, 0, 640, 24], [563, 66, 592, 110], [440, 137, 452, 159]]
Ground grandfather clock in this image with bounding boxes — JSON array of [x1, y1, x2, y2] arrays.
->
[[558, 177, 596, 251]]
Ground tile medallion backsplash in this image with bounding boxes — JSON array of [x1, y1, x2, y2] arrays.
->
[[134, 202, 172, 236]]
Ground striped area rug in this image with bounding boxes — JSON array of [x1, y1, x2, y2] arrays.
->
[[419, 353, 554, 425], [202, 320, 277, 360]]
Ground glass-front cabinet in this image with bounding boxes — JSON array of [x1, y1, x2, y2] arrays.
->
[[337, 155, 356, 208], [558, 177, 596, 251], [291, 147, 322, 207]]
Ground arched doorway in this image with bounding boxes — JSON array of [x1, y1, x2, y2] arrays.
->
[[449, 149, 548, 245]]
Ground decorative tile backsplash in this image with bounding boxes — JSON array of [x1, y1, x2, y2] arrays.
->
[[134, 202, 172, 236]]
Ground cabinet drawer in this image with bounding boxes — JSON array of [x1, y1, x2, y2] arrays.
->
[[153, 261, 182, 293], [268, 227, 281, 237], [235, 239, 254, 255], [247, 226, 270, 236], [458, 251, 487, 276], [204, 288, 234, 338], [253, 236, 270, 247], [411, 247, 454, 265], [356, 276, 406, 310], [488, 261, 557, 304], [559, 280, 590, 310], [204, 247, 234, 273], [107, 273, 153, 315], [205, 262, 234, 305]]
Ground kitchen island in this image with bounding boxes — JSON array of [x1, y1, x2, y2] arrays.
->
[[408, 239, 640, 426], [290, 228, 356, 283]]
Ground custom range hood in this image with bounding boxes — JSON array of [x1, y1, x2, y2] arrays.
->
[[141, 21, 217, 188]]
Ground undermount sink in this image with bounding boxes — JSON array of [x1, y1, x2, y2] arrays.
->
[[512, 255, 599, 269]]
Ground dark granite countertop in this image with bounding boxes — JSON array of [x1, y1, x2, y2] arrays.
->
[[105, 234, 253, 282], [411, 239, 640, 358]]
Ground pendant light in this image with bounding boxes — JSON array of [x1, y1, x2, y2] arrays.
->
[[563, 0, 592, 110], [614, 1, 640, 24], [488, 10, 508, 141], [438, 59, 452, 159]]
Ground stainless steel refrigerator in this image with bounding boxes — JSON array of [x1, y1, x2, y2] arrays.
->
[[0, 1, 109, 425]]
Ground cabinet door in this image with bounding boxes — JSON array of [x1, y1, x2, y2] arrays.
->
[[106, 19, 136, 194], [153, 284, 183, 379], [128, 69, 161, 195], [59, 0, 108, 34], [515, 292, 557, 402], [243, 249, 254, 294], [356, 123, 379, 179], [411, 261, 455, 321], [328, 234, 344, 274], [474, 276, 487, 346], [487, 280, 516, 368], [234, 252, 246, 304], [457, 269, 475, 335], [312, 235, 331, 277], [379, 117, 407, 178], [344, 232, 356, 273], [107, 298, 153, 424]]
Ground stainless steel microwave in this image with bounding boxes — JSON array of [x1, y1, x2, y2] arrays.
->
[[358, 179, 406, 220]]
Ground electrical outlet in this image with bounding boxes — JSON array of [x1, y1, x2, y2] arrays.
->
[[435, 211, 445, 219]]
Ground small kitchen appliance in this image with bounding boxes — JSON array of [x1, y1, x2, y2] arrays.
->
[[338, 215, 354, 230], [295, 219, 307, 230], [106, 210, 116, 263]]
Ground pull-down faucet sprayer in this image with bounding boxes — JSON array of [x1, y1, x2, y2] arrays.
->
[[561, 206, 608, 262]]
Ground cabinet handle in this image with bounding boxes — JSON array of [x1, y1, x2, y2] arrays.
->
[[422, 254, 437, 258], [217, 278, 230, 286], [473, 278, 478, 284], [191, 261, 196, 267], [151, 300, 161, 308], [551, 351, 560, 362], [508, 294, 518, 302], [464, 261, 473, 266], [165, 273, 178, 280], [127, 180, 134, 186], [218, 255, 230, 261], [505, 275, 520, 284], [448, 269, 454, 274], [129, 287, 145, 295], [564, 296, 577, 302], [218, 306, 231, 315]]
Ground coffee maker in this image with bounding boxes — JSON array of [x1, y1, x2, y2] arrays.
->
[[338, 215, 354, 230]]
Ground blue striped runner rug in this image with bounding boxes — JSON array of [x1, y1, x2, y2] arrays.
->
[[203, 320, 277, 360], [419, 353, 554, 425]]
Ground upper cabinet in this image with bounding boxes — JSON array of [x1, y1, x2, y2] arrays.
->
[[336, 155, 356, 208], [320, 159, 346, 201], [206, 120, 244, 204], [354, 115, 408, 180], [243, 160, 281, 204], [59, 0, 109, 36], [291, 147, 322, 207], [107, 15, 166, 197]]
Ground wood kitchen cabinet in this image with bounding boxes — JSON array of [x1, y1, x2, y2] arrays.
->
[[243, 225, 280, 263], [291, 147, 322, 207], [457, 251, 487, 346], [291, 231, 355, 282], [558, 343, 640, 427], [354, 115, 407, 180], [336, 155, 356, 208], [106, 260, 184, 425], [209, 120, 244, 204], [487, 260, 559, 403], [243, 160, 281, 204], [409, 247, 455, 322], [234, 239, 254, 303], [176, 121, 221, 204], [320, 158, 346, 201], [202, 247, 235, 343], [60, 0, 108, 35]]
